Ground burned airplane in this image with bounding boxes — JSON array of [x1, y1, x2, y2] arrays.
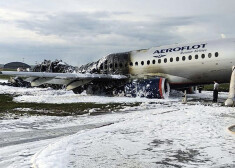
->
[[1, 38, 235, 100]]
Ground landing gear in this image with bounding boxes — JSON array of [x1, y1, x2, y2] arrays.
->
[[182, 90, 187, 104], [72, 86, 84, 94], [225, 66, 235, 106]]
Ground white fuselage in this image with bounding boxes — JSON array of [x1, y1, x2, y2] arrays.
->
[[129, 38, 235, 86]]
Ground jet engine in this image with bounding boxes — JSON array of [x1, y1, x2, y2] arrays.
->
[[124, 77, 170, 99]]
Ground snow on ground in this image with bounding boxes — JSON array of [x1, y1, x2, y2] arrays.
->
[[0, 84, 234, 167]]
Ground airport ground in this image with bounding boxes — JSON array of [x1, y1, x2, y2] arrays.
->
[[0, 78, 234, 167]]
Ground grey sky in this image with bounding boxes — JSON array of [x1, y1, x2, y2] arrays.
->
[[0, 0, 234, 66]]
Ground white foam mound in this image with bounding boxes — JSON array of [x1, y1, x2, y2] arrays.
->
[[32, 104, 235, 168], [0, 84, 178, 104]]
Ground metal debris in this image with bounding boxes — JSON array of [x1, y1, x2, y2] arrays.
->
[[33, 59, 76, 73], [0, 77, 31, 88]]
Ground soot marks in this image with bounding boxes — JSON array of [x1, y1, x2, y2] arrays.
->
[[145, 139, 201, 167], [151, 139, 173, 147], [144, 139, 173, 151], [172, 149, 200, 163], [155, 161, 182, 168], [154, 149, 200, 168]]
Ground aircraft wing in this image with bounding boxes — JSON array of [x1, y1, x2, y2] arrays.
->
[[0, 71, 127, 79], [0, 71, 128, 90]]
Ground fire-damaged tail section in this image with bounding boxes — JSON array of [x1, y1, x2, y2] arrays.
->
[[78, 52, 131, 75], [74, 52, 131, 95]]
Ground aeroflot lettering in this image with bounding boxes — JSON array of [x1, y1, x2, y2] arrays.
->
[[153, 44, 207, 54]]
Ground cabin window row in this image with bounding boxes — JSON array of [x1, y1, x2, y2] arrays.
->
[[100, 62, 128, 70], [130, 52, 219, 66]]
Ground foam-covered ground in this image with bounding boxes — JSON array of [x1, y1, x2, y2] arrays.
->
[[0, 83, 234, 168]]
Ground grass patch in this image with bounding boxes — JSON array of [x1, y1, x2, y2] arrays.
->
[[0, 68, 16, 71], [0, 94, 141, 119], [0, 69, 16, 80], [203, 83, 229, 92], [0, 75, 11, 80]]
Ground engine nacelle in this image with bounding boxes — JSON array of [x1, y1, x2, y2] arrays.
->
[[124, 78, 170, 99]]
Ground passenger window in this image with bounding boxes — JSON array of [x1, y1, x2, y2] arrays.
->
[[110, 64, 113, 68], [115, 63, 118, 68], [208, 53, 212, 58], [182, 56, 186, 61], [141, 61, 144, 65], [201, 54, 205, 59], [158, 59, 161, 64], [176, 57, 179, 61], [147, 60, 150, 65], [188, 55, 192, 60], [152, 60, 156, 64], [215, 52, 219, 57], [135, 62, 138, 66], [195, 55, 198, 59], [130, 62, 133, 66], [164, 58, 167, 63], [100, 63, 103, 69], [170, 58, 173, 62]]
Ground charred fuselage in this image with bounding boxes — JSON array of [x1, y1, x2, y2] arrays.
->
[[76, 52, 131, 95]]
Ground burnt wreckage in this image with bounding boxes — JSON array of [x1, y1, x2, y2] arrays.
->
[[33, 59, 76, 73], [1, 53, 169, 98], [76, 52, 130, 96], [76, 52, 168, 98]]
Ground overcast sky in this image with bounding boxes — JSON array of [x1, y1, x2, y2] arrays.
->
[[0, 0, 234, 66]]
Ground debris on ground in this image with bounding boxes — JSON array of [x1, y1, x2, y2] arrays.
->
[[0, 77, 31, 88]]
